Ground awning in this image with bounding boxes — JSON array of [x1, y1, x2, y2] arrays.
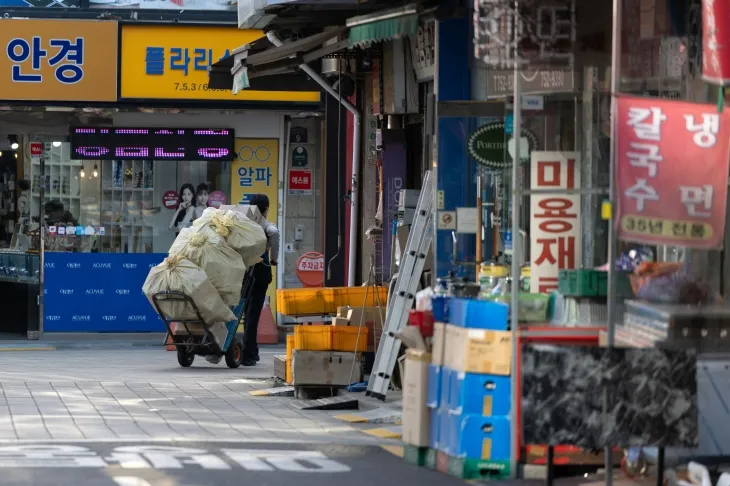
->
[[346, 3, 421, 48], [208, 28, 349, 94]]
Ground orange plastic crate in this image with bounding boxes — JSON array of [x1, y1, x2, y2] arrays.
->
[[277, 288, 329, 315], [326, 286, 388, 310], [293, 325, 332, 351], [286, 334, 294, 360], [332, 326, 368, 352]]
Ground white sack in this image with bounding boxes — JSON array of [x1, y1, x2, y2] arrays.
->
[[193, 208, 267, 267], [142, 255, 236, 323], [168, 226, 247, 306]]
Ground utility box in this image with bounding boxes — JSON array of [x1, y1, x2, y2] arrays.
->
[[291, 350, 361, 386]]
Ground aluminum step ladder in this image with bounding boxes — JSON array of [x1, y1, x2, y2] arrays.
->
[[367, 170, 435, 400]]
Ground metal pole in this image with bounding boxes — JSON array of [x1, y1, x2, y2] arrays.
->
[[604, 0, 623, 481], [509, 0, 522, 478], [476, 175, 483, 276]]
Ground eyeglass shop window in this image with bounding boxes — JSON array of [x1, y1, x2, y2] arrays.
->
[[39, 128, 235, 333]]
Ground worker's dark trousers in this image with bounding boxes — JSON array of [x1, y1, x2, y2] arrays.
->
[[242, 262, 272, 360]]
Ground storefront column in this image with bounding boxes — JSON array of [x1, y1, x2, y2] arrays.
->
[[434, 14, 476, 279]]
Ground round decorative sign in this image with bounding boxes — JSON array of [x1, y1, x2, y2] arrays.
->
[[162, 190, 179, 210], [208, 191, 227, 208], [467, 122, 508, 168], [292, 146, 309, 168], [468, 122, 539, 168], [296, 252, 325, 288]]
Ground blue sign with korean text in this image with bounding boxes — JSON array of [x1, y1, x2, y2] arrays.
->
[[44, 253, 166, 333]]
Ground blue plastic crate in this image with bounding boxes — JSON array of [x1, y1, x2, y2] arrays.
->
[[438, 408, 451, 453], [429, 408, 440, 450], [427, 364, 441, 409], [448, 298, 509, 330], [447, 413, 511, 461], [439, 366, 452, 409], [432, 295, 449, 322], [450, 372, 511, 417]]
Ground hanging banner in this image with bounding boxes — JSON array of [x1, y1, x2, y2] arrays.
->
[[529, 151, 581, 294], [702, 0, 730, 85], [616, 96, 730, 249]]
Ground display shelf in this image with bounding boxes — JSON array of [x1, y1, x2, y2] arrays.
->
[[100, 159, 156, 254], [29, 142, 82, 221]]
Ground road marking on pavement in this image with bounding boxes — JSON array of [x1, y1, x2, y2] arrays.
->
[[113, 477, 152, 486], [0, 445, 351, 472], [380, 445, 404, 458], [360, 426, 402, 439], [249, 386, 295, 397], [0, 347, 56, 352], [0, 438, 385, 446], [334, 408, 402, 424]]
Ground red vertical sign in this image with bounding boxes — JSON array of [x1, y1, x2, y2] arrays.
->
[[616, 96, 730, 249], [703, 0, 730, 85]]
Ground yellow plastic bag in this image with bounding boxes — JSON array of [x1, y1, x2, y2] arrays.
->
[[142, 255, 236, 323], [168, 226, 247, 306], [193, 208, 267, 267]]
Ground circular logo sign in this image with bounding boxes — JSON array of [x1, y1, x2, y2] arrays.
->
[[296, 252, 325, 287], [468, 122, 508, 168], [208, 191, 227, 208], [162, 190, 179, 210], [468, 122, 539, 168]]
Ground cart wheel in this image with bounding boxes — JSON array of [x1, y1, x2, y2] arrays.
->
[[225, 339, 243, 369], [177, 348, 195, 368]]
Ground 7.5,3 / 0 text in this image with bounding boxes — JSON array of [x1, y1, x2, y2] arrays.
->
[[173, 82, 225, 92]]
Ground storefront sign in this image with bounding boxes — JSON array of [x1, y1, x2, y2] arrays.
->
[[467, 122, 506, 168], [486, 69, 575, 98], [30, 142, 42, 159], [702, 0, 730, 85], [616, 96, 730, 249], [292, 146, 309, 168], [288, 169, 313, 196], [120, 25, 320, 102], [529, 151, 581, 294], [231, 138, 279, 314], [208, 190, 226, 208], [70, 127, 235, 161], [0, 19, 118, 102], [162, 190, 178, 210]]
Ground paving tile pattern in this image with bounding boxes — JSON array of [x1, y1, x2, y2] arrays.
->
[[0, 348, 393, 444]]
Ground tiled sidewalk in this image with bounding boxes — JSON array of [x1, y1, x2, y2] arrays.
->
[[0, 348, 393, 444]]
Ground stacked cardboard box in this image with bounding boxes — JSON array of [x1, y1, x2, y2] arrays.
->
[[402, 297, 513, 480]]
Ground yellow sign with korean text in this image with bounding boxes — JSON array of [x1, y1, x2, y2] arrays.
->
[[120, 25, 320, 103], [0, 19, 118, 102], [231, 138, 280, 314]]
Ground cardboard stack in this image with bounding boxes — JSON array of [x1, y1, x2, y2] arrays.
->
[[401, 296, 513, 480]]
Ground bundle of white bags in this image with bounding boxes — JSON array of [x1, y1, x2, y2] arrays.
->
[[142, 206, 268, 332]]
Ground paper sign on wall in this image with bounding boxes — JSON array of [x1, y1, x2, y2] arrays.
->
[[288, 169, 313, 196]]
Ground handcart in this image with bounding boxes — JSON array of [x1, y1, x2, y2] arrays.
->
[[152, 267, 256, 368]]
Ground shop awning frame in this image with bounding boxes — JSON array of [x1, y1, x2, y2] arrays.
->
[[345, 3, 425, 48], [207, 27, 349, 92]]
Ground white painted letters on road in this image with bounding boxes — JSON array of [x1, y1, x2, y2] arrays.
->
[[222, 449, 351, 473]]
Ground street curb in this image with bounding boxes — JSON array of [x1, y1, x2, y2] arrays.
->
[[0, 345, 56, 352]]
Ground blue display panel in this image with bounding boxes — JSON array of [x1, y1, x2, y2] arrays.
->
[[44, 253, 166, 332]]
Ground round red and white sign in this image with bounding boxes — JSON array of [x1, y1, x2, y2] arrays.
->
[[163, 190, 179, 210], [296, 252, 325, 287]]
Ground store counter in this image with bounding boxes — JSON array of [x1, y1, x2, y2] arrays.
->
[[43, 253, 166, 332], [0, 250, 40, 336]]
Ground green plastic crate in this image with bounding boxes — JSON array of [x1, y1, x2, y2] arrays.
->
[[490, 293, 550, 322], [616, 271, 634, 298], [403, 445, 429, 466], [447, 457, 512, 480], [558, 269, 608, 297]]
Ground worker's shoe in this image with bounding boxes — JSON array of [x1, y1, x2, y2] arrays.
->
[[255, 354, 260, 362], [242, 357, 256, 367]]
